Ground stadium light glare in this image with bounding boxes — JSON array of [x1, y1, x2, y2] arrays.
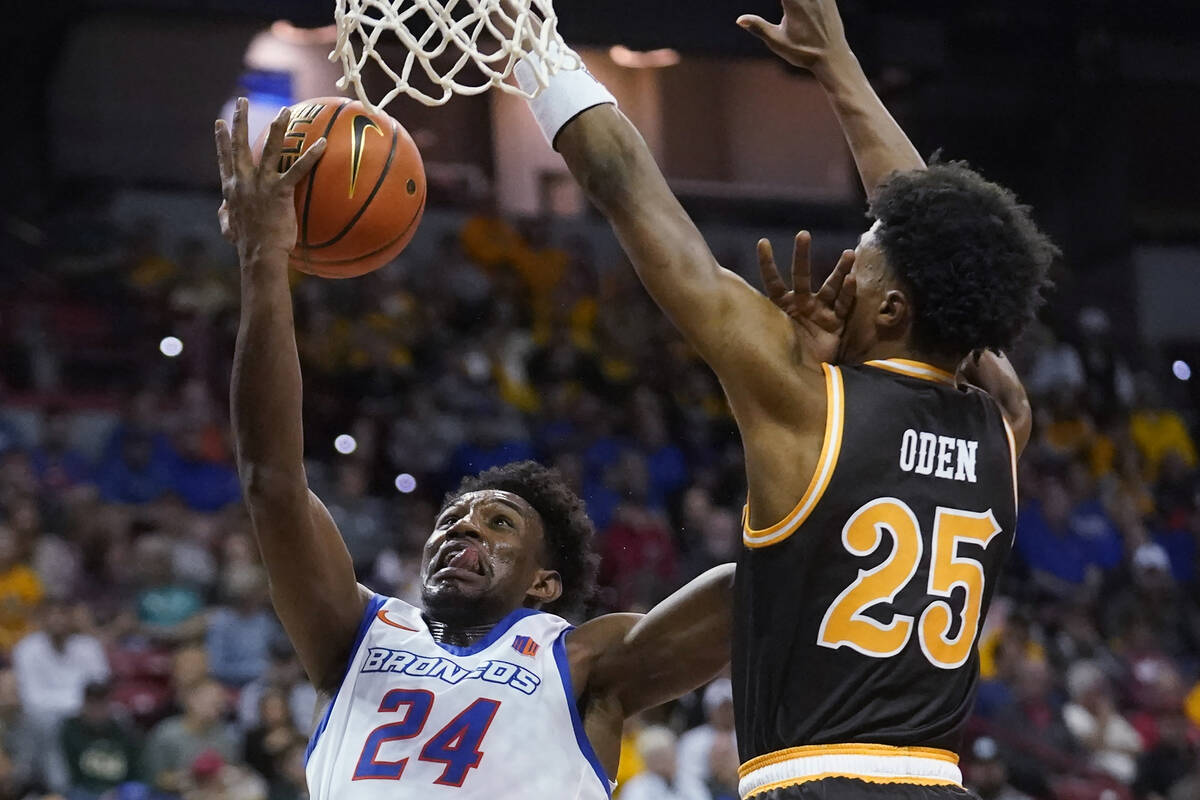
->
[[395, 473, 418, 494], [334, 434, 358, 455], [1173, 360, 1192, 381], [159, 337, 183, 358]]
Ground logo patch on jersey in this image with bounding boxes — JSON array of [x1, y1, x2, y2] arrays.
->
[[511, 635, 539, 657], [361, 647, 541, 696]]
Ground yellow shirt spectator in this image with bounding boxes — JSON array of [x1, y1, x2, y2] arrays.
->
[[1130, 409, 1198, 482], [0, 563, 44, 653]]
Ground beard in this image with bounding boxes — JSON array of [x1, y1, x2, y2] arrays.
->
[[420, 577, 508, 628]]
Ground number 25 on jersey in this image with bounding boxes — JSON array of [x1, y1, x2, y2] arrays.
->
[[817, 497, 1003, 670]]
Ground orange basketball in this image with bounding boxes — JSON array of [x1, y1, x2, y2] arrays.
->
[[264, 97, 426, 278]]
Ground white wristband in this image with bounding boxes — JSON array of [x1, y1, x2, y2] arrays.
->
[[514, 46, 617, 149]]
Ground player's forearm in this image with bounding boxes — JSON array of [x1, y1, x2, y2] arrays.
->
[[559, 107, 672, 237], [814, 49, 925, 198], [558, 106, 722, 292], [231, 254, 308, 503]]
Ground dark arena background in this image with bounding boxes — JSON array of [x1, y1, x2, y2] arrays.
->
[[2, 1, 1199, 798]]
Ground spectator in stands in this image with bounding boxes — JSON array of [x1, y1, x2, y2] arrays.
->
[[179, 748, 266, 800], [96, 433, 172, 507], [319, 461, 389, 574], [237, 640, 316, 736], [141, 680, 239, 794], [1130, 376, 1197, 483], [12, 599, 110, 727], [1062, 660, 1142, 783], [12, 598, 110, 792], [963, 737, 1032, 800], [991, 657, 1075, 797], [132, 536, 204, 645], [1014, 475, 1103, 599], [269, 740, 309, 800], [676, 679, 735, 791], [598, 453, 678, 611], [60, 681, 141, 800], [205, 565, 278, 689], [1133, 707, 1194, 800], [242, 690, 300, 787], [0, 525, 44, 653], [704, 731, 739, 800], [1105, 543, 1200, 662], [29, 410, 91, 492], [166, 429, 241, 513], [0, 669, 38, 792], [620, 725, 710, 800]]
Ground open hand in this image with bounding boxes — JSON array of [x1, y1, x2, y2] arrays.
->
[[214, 97, 326, 264], [757, 231, 856, 364], [737, 0, 851, 73]]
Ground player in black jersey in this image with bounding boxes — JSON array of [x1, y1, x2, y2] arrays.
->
[[534, 0, 1057, 796]]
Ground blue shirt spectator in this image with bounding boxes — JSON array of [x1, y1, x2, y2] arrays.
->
[[206, 566, 279, 688]]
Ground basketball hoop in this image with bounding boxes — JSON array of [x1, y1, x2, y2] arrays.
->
[[331, 0, 581, 110]]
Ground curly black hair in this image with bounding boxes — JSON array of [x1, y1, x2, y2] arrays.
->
[[869, 160, 1058, 358], [443, 461, 599, 620]]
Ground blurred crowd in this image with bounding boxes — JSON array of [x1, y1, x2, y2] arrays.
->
[[0, 190, 1195, 800]]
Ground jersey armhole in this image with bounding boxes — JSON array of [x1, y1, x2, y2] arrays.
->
[[305, 592, 388, 765], [742, 363, 845, 549], [1001, 415, 1020, 516], [552, 628, 613, 798]]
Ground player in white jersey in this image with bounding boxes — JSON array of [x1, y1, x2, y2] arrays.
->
[[216, 101, 736, 799]]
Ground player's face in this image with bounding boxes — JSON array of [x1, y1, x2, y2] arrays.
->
[[420, 490, 562, 625], [840, 222, 906, 362]]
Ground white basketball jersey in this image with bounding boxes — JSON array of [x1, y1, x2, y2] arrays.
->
[[305, 594, 611, 799]]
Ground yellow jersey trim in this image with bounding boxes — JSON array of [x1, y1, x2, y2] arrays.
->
[[745, 773, 960, 798], [743, 364, 845, 548], [1001, 416, 1020, 511], [865, 358, 957, 385], [739, 743, 959, 778]]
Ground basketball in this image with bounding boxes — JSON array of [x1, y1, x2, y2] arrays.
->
[[260, 96, 425, 279]]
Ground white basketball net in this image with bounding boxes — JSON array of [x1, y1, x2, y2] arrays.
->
[[331, 0, 580, 109]]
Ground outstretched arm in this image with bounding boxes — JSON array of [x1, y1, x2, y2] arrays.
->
[[739, 0, 924, 197], [218, 99, 366, 692], [567, 564, 736, 772], [555, 106, 818, 416]]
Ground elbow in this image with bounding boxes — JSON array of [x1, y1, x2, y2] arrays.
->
[[238, 462, 306, 507]]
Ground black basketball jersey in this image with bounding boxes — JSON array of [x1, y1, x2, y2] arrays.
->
[[733, 358, 1018, 762]]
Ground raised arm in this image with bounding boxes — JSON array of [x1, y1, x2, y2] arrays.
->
[[739, 0, 925, 197], [959, 351, 1032, 456], [218, 99, 366, 691], [555, 105, 811, 413], [567, 563, 736, 771]]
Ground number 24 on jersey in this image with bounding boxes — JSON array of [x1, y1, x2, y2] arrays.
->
[[817, 497, 1003, 670]]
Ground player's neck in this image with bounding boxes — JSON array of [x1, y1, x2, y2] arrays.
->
[[861, 344, 960, 376], [424, 616, 496, 647]]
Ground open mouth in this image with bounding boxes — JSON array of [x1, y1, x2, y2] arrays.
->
[[431, 540, 488, 578]]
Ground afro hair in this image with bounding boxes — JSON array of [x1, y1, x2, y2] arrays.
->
[[869, 160, 1058, 359], [444, 461, 599, 620]]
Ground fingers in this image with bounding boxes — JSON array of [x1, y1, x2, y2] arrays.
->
[[217, 200, 234, 243], [736, 14, 779, 42], [756, 238, 788, 299], [833, 255, 857, 319], [791, 231, 813, 294], [816, 248, 854, 302], [280, 137, 327, 189], [260, 107, 292, 175], [214, 120, 233, 186], [230, 97, 252, 173]]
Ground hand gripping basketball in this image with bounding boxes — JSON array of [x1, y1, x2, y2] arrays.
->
[[215, 98, 327, 263]]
